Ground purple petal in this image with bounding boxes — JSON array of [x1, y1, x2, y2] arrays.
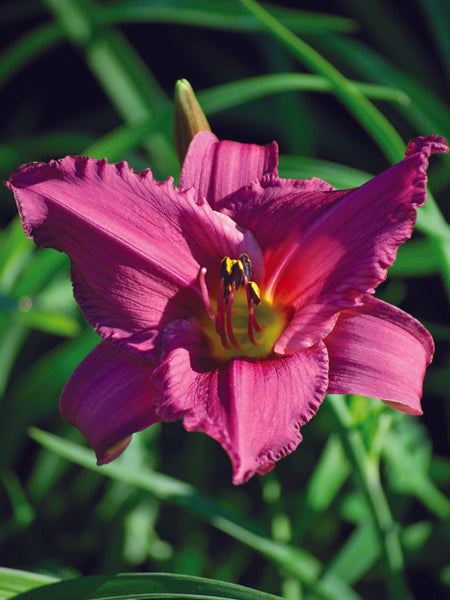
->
[[325, 296, 434, 414], [60, 340, 159, 464], [221, 135, 448, 353], [178, 130, 279, 208], [8, 156, 261, 359], [153, 319, 329, 484]]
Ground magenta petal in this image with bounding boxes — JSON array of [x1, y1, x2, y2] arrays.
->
[[153, 320, 329, 484], [179, 130, 279, 208], [60, 340, 159, 464], [8, 156, 260, 358], [223, 136, 448, 353], [325, 296, 434, 414]]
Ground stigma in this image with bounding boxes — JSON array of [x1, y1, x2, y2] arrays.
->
[[199, 255, 286, 361]]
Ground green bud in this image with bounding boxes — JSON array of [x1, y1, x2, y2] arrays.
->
[[173, 79, 211, 166]]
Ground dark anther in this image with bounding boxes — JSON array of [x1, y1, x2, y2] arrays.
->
[[220, 257, 232, 280], [230, 260, 245, 289], [248, 281, 261, 306], [239, 254, 252, 280]]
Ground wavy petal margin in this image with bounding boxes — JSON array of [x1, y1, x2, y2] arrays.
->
[[153, 320, 329, 484], [7, 156, 261, 358], [325, 296, 434, 414], [223, 135, 448, 354]]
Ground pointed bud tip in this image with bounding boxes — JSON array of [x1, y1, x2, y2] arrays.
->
[[173, 79, 211, 166], [175, 78, 194, 98]]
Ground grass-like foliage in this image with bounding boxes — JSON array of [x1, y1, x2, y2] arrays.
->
[[0, 1, 449, 599]]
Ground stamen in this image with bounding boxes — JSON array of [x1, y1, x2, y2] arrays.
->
[[199, 267, 215, 320], [226, 286, 241, 349], [214, 254, 267, 352], [246, 283, 265, 343], [247, 301, 258, 345], [203, 254, 284, 360], [215, 279, 230, 349]]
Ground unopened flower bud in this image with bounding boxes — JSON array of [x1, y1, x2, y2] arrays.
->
[[173, 79, 211, 166]]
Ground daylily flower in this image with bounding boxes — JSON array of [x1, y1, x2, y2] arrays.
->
[[7, 132, 447, 484]]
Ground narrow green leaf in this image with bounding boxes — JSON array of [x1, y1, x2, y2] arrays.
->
[[1, 470, 34, 529], [0, 134, 93, 171], [29, 428, 362, 600], [0, 24, 61, 89], [0, 330, 99, 469], [324, 523, 381, 585], [337, 0, 436, 86], [13, 250, 69, 298], [382, 429, 450, 520], [441, 564, 450, 587], [0, 568, 58, 600], [15, 309, 80, 338], [42, 0, 166, 116], [199, 74, 410, 114], [238, 0, 405, 163], [0, 317, 27, 400], [305, 435, 351, 512], [279, 157, 450, 247], [84, 115, 167, 162], [319, 34, 450, 141], [0, 218, 34, 295], [326, 395, 411, 600], [417, 0, 450, 82], [278, 155, 370, 188], [86, 74, 410, 163], [11, 572, 283, 600], [0, 5, 352, 92], [41, 0, 176, 177], [401, 521, 433, 554], [94, 1, 357, 34], [238, 0, 450, 298]]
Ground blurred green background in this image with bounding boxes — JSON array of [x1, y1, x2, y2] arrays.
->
[[0, 1, 449, 599]]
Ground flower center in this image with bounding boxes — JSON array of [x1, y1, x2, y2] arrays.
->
[[199, 254, 286, 361]]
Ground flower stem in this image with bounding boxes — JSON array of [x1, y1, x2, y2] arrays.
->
[[326, 395, 412, 600]]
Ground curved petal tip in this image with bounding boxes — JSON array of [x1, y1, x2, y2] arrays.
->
[[405, 135, 448, 158], [97, 436, 132, 465]]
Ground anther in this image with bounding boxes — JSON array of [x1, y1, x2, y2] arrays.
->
[[240, 253, 252, 281], [220, 257, 233, 280], [230, 259, 245, 289], [248, 281, 261, 306], [246, 282, 264, 337]]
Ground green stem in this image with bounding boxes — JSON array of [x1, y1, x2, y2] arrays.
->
[[326, 395, 412, 600]]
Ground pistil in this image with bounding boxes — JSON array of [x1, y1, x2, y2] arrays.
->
[[199, 267, 215, 320]]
